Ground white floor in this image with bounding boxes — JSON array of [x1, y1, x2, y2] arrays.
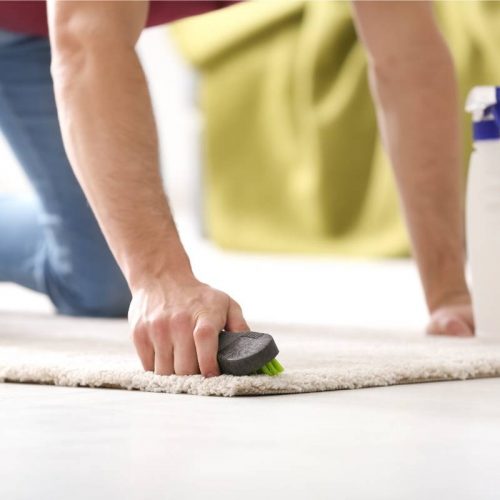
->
[[1, 26, 500, 500], [1, 378, 500, 500]]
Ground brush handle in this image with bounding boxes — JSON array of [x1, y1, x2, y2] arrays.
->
[[217, 331, 279, 376]]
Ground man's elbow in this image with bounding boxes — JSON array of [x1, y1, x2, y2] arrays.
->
[[49, 10, 136, 87], [50, 18, 101, 85], [48, 2, 147, 73]]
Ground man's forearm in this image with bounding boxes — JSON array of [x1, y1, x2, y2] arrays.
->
[[49, 3, 193, 290], [352, 1, 469, 312], [369, 46, 469, 311]]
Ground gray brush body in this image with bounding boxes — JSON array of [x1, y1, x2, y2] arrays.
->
[[217, 331, 279, 376]]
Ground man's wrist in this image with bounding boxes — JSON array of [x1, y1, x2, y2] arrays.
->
[[123, 243, 195, 293], [426, 275, 471, 313], [127, 260, 195, 293]]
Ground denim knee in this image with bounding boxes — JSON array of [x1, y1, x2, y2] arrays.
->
[[44, 261, 132, 318]]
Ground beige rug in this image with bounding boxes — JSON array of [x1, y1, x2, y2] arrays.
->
[[1, 313, 500, 397]]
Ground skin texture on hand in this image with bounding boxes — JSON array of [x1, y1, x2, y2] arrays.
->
[[129, 277, 249, 376], [426, 293, 474, 337]]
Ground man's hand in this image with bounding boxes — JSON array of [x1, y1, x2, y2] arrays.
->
[[426, 293, 474, 337], [129, 277, 249, 376]]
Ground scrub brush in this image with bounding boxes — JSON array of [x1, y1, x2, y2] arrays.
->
[[217, 331, 284, 376]]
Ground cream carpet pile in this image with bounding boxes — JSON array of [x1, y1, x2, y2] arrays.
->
[[1, 313, 500, 397]]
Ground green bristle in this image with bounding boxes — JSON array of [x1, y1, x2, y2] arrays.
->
[[257, 358, 284, 376], [259, 364, 271, 376], [270, 359, 284, 373]]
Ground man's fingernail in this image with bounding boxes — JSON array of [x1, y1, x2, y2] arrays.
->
[[206, 372, 218, 378]]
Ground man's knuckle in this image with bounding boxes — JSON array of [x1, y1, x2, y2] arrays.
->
[[194, 324, 215, 341], [132, 325, 148, 346], [132, 321, 143, 335], [150, 319, 171, 344], [169, 311, 192, 330], [150, 314, 167, 332], [149, 329, 163, 345]]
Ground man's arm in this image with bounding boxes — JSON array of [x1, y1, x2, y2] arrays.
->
[[47, 1, 249, 375], [351, 1, 474, 336]]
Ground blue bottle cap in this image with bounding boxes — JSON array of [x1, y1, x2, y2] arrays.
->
[[466, 86, 500, 141]]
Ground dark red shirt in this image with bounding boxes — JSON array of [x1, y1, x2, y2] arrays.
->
[[0, 1, 237, 36]]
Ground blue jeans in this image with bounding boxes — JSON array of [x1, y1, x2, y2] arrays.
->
[[0, 29, 131, 317]]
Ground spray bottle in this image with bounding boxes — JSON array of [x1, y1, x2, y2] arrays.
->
[[465, 86, 500, 338]]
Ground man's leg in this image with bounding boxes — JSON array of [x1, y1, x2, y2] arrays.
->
[[0, 29, 131, 317]]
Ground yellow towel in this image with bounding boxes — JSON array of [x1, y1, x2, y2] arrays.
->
[[172, 1, 500, 256]]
